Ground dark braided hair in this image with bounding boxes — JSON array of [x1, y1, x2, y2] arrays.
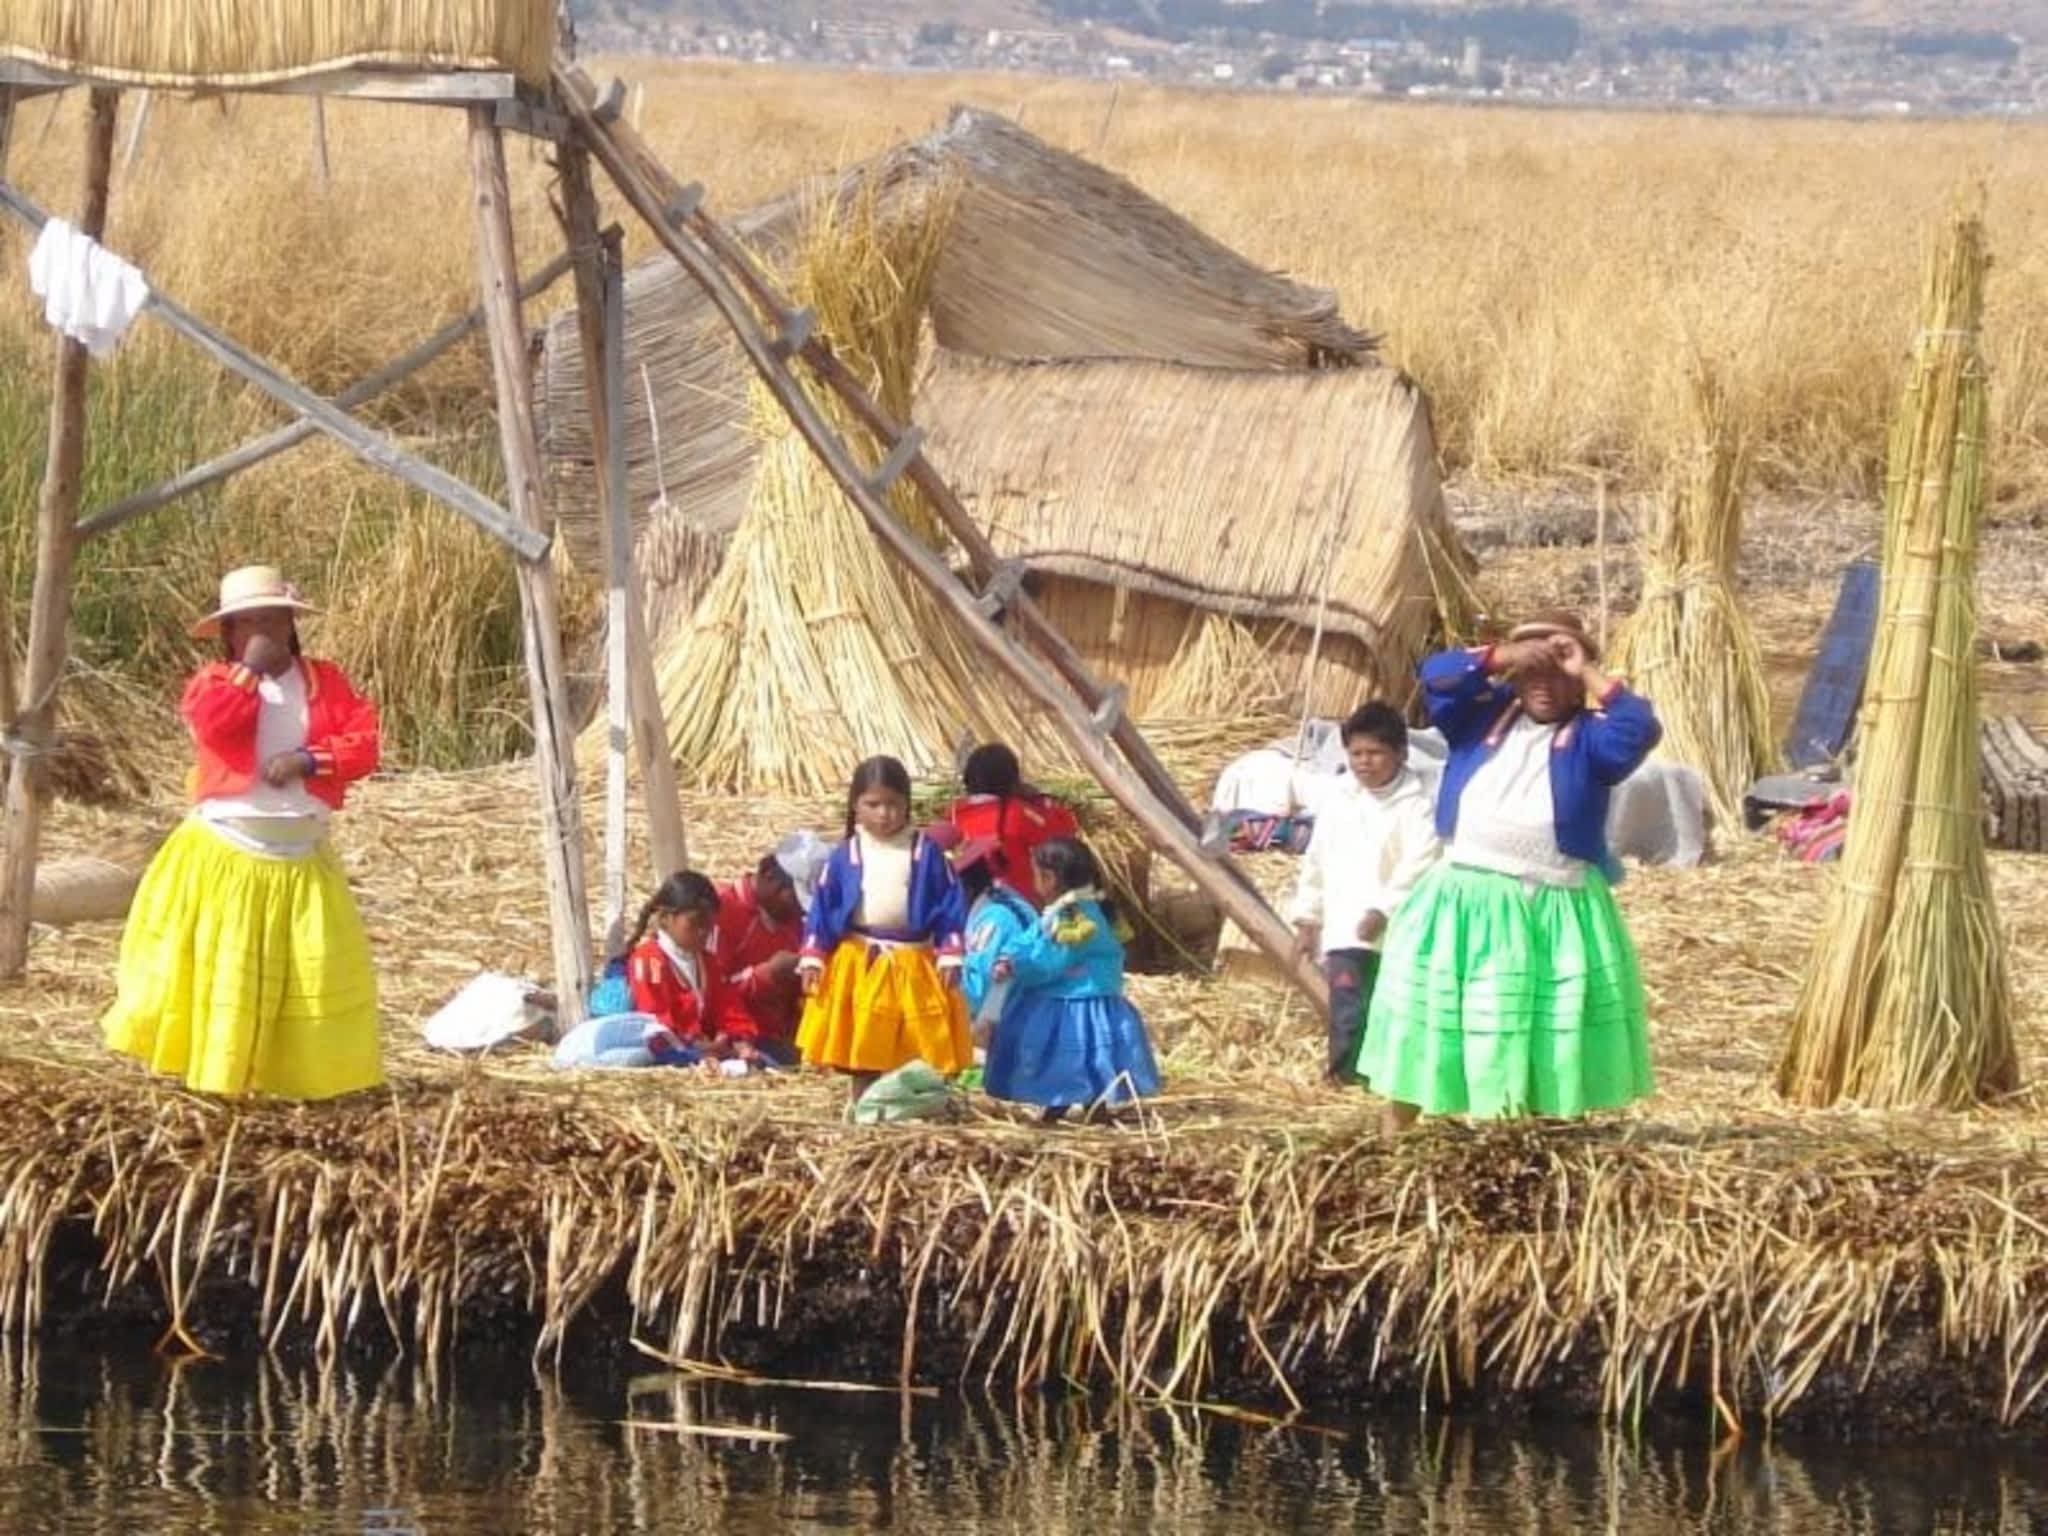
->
[[963, 741, 1023, 852], [620, 869, 720, 958], [843, 755, 913, 838], [1031, 838, 1117, 926]]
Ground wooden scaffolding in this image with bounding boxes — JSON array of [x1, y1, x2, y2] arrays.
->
[[0, 53, 1326, 1018]]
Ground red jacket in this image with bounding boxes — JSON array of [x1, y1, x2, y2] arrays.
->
[[627, 936, 758, 1044], [946, 791, 1080, 906], [183, 659, 380, 810], [712, 877, 803, 1044]]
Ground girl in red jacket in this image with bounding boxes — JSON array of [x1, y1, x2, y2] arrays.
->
[[623, 871, 767, 1064], [103, 566, 383, 1101]]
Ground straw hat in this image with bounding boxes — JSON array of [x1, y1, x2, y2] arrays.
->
[[771, 829, 831, 914], [190, 565, 318, 639], [1508, 607, 1600, 664]]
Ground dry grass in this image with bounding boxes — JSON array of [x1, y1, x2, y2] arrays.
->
[[9, 64, 2048, 502]]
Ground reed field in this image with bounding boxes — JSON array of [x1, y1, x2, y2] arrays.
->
[[5, 63, 2048, 764]]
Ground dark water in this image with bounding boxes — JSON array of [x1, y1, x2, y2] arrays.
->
[[2, 1345, 2044, 1534]]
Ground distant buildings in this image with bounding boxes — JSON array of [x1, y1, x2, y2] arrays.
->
[[571, 11, 2043, 119]]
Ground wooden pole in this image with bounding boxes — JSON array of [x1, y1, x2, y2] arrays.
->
[[121, 90, 151, 170], [1594, 474, 1611, 656], [552, 64, 1209, 845], [467, 106, 592, 1023], [0, 87, 16, 740], [310, 97, 330, 187], [0, 89, 118, 978], [565, 104, 1327, 1010], [558, 142, 688, 890]]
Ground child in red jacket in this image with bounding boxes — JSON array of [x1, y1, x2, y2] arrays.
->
[[624, 871, 770, 1066]]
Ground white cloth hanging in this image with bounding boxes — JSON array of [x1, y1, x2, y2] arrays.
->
[[27, 217, 151, 359]]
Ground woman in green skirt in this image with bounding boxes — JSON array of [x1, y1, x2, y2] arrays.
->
[[1357, 610, 1660, 1134]]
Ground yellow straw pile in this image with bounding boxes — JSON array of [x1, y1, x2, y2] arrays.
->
[[1611, 363, 1777, 830], [654, 180, 1049, 795], [1778, 207, 2016, 1110], [0, 0, 555, 88]]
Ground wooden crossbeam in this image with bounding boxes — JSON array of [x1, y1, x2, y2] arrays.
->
[[78, 241, 586, 540], [974, 560, 1027, 621], [866, 425, 925, 498], [0, 60, 519, 104], [0, 177, 546, 559], [558, 67, 1328, 1011]]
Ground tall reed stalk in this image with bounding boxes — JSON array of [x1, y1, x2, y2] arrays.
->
[[1611, 363, 1776, 830], [1778, 208, 2016, 1110]]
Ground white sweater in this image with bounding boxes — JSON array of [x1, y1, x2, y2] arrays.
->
[[1287, 767, 1441, 955]]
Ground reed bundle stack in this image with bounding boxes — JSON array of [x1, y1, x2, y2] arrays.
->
[[0, 0, 554, 87], [1610, 365, 1776, 829], [1779, 209, 2016, 1110], [648, 183, 1048, 795]]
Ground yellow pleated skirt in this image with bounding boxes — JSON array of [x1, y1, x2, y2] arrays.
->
[[102, 818, 383, 1101], [797, 938, 971, 1076]]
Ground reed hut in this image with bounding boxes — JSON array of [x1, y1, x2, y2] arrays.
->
[[537, 109, 1466, 732]]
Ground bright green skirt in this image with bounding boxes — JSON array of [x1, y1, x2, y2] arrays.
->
[[1355, 863, 1653, 1119]]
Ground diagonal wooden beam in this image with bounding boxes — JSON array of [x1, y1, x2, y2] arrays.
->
[[552, 64, 1210, 844], [560, 79, 1328, 1012], [76, 241, 588, 541], [0, 177, 547, 561]]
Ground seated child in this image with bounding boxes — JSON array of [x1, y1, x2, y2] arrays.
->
[[798, 756, 973, 1098], [713, 830, 829, 1065], [945, 742, 1080, 909], [1287, 702, 1441, 1084], [624, 871, 772, 1067], [986, 838, 1161, 1119]]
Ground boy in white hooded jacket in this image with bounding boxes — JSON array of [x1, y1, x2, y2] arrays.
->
[[1289, 703, 1441, 1083]]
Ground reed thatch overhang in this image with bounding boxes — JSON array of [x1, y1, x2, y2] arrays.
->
[[536, 107, 1379, 573], [0, 1, 555, 90], [919, 352, 1456, 655]]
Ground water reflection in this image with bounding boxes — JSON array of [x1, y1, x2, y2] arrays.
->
[[1, 1340, 2043, 1534]]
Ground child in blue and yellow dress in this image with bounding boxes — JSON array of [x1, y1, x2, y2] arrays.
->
[[986, 838, 1161, 1117], [797, 756, 972, 1097], [1358, 609, 1660, 1134]]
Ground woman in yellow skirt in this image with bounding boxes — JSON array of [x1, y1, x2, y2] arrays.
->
[[797, 756, 972, 1100], [103, 565, 384, 1101]]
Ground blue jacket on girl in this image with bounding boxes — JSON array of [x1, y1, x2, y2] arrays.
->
[[800, 832, 966, 964], [1422, 646, 1662, 871], [963, 885, 1038, 1018], [1001, 897, 1127, 999]]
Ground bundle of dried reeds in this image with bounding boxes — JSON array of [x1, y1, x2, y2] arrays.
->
[[1611, 363, 1776, 829], [1149, 613, 1291, 719], [1779, 208, 2017, 1109], [651, 180, 1051, 795], [0, 0, 555, 88]]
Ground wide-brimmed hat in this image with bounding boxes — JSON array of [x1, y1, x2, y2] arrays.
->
[[1508, 607, 1600, 665], [190, 565, 318, 639], [771, 829, 831, 914]]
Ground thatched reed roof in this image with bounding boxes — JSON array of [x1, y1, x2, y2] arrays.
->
[[919, 354, 1460, 652], [0, 1, 554, 89], [536, 107, 1375, 570]]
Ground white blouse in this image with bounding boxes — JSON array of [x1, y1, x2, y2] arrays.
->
[[853, 827, 916, 931], [1448, 715, 1586, 888]]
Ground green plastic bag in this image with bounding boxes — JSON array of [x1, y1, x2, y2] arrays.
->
[[851, 1061, 954, 1125]]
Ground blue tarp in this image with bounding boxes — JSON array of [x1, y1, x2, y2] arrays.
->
[[1786, 557, 1881, 769]]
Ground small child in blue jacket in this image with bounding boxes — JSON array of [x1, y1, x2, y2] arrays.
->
[[987, 838, 1161, 1120]]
